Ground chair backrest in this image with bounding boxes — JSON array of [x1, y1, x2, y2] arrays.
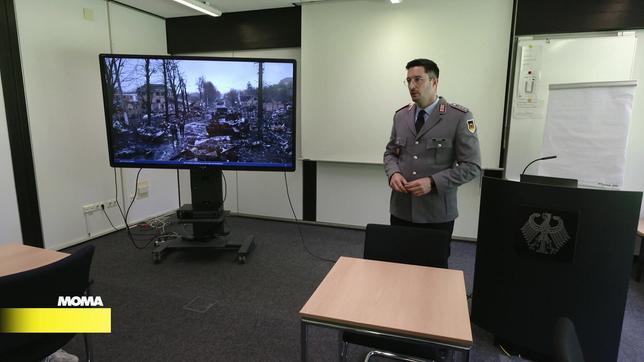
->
[[552, 317, 585, 362], [363, 224, 449, 268], [0, 244, 95, 361]]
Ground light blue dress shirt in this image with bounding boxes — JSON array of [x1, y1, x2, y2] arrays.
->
[[414, 96, 440, 126]]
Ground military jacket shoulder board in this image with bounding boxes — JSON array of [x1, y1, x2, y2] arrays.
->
[[395, 103, 414, 114], [449, 103, 469, 113]]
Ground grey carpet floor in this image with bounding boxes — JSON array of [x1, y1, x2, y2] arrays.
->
[[61, 216, 644, 361]]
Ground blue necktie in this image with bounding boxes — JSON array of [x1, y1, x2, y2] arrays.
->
[[415, 110, 426, 133]]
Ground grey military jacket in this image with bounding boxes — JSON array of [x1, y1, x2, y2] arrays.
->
[[384, 96, 481, 223]]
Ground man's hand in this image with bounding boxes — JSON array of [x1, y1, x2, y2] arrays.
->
[[405, 177, 432, 197], [389, 173, 408, 193]]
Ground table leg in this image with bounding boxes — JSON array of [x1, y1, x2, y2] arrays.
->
[[301, 321, 307, 362]]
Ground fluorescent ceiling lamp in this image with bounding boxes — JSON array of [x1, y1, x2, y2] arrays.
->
[[390, 0, 402, 3], [173, 0, 222, 17]]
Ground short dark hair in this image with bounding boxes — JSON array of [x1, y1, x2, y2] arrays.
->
[[406, 59, 439, 78]]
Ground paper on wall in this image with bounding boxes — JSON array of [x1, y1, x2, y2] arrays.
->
[[514, 44, 545, 119], [539, 82, 636, 188]]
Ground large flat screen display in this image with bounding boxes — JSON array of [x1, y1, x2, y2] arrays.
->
[[99, 54, 296, 171]]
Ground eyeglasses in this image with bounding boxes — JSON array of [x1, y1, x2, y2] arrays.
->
[[404, 76, 433, 87]]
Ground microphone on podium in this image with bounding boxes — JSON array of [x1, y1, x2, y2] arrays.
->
[[521, 155, 557, 176]]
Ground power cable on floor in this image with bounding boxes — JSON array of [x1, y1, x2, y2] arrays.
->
[[283, 172, 335, 263]]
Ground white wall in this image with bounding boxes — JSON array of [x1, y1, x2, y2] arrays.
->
[[301, 0, 510, 166], [0, 72, 23, 246], [14, 0, 170, 249], [316, 163, 390, 226], [299, 0, 510, 238]]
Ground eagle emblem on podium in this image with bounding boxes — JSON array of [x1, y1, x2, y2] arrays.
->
[[520, 212, 570, 255]]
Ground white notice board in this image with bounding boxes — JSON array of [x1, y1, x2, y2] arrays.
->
[[539, 81, 637, 188], [505, 33, 638, 181]]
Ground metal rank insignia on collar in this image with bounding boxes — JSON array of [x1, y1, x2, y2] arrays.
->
[[467, 119, 476, 133], [439, 104, 446, 113]]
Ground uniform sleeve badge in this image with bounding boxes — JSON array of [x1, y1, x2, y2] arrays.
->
[[467, 119, 476, 133]]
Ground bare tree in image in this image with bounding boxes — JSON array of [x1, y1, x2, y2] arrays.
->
[[203, 81, 220, 108], [179, 75, 188, 117], [161, 59, 169, 123], [196, 76, 205, 110], [103, 57, 130, 126], [134, 58, 154, 127], [165, 60, 182, 118]]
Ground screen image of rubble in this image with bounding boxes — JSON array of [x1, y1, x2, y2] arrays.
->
[[103, 57, 294, 167]]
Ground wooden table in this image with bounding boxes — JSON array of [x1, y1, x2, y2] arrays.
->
[[299, 256, 472, 361], [0, 244, 68, 277]]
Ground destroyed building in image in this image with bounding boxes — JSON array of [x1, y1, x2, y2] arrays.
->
[[103, 56, 295, 167]]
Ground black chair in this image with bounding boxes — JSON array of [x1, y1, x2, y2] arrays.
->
[[340, 223, 451, 362], [0, 245, 95, 362], [553, 317, 585, 362]]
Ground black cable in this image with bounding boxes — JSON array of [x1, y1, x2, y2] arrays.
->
[[101, 205, 169, 246], [222, 171, 228, 204], [114, 168, 126, 220], [125, 169, 155, 248], [124, 168, 142, 222], [283, 172, 335, 263], [101, 206, 118, 231], [176, 169, 182, 208], [112, 168, 154, 249]]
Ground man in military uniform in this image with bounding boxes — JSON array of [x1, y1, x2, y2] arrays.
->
[[384, 58, 481, 240]]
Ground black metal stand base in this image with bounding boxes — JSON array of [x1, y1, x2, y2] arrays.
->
[[152, 233, 255, 264], [151, 168, 255, 264]]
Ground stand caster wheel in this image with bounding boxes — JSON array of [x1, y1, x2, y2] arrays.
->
[[237, 255, 246, 264], [153, 253, 162, 263]]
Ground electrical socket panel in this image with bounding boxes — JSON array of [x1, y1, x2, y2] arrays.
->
[[83, 199, 118, 215], [104, 199, 118, 208], [82, 202, 100, 214]]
